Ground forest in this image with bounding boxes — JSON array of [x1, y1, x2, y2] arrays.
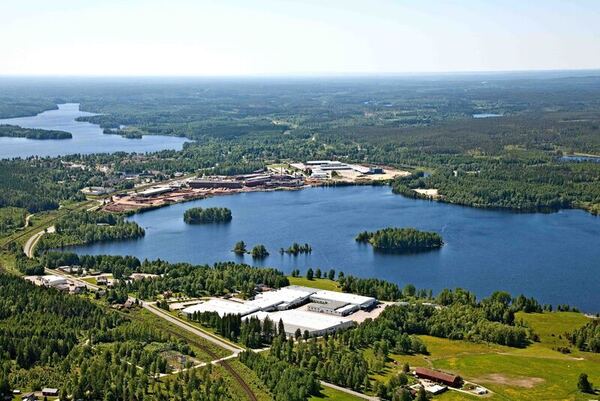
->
[[0, 273, 232, 401], [356, 227, 443, 252], [36, 211, 145, 254], [0, 125, 72, 139], [183, 207, 232, 224]]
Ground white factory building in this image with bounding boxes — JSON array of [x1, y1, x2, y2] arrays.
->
[[182, 299, 260, 318], [181, 285, 377, 336], [247, 310, 354, 337], [246, 285, 315, 311]]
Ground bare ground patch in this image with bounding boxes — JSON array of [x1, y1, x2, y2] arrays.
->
[[476, 373, 544, 388]]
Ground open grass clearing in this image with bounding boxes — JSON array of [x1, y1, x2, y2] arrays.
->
[[288, 276, 341, 291]]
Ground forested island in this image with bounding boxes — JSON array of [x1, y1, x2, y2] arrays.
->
[[356, 227, 443, 252], [0, 124, 72, 139], [280, 242, 312, 255], [183, 207, 232, 224]]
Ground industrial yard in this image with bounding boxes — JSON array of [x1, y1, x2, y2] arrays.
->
[[100, 160, 407, 213]]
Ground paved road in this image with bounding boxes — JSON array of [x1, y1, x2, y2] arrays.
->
[[23, 225, 54, 258], [320, 381, 380, 401]]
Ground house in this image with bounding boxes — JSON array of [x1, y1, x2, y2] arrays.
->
[[42, 388, 59, 397], [414, 367, 462, 387]]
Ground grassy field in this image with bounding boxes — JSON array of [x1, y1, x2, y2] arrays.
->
[[369, 312, 600, 401], [288, 276, 340, 291], [309, 386, 364, 401]]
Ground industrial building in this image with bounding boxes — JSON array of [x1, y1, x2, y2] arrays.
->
[[247, 285, 315, 311], [182, 299, 260, 318], [304, 160, 383, 175], [39, 275, 68, 288], [311, 289, 377, 310], [136, 186, 173, 197], [246, 310, 354, 337], [188, 179, 243, 189], [179, 285, 378, 336], [307, 300, 358, 316]]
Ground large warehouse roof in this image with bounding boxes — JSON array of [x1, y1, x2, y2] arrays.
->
[[248, 286, 315, 310], [247, 309, 353, 335], [312, 289, 376, 308], [182, 299, 259, 317]]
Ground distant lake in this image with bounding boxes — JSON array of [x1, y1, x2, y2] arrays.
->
[[0, 103, 189, 159], [473, 113, 503, 118], [68, 186, 600, 312]]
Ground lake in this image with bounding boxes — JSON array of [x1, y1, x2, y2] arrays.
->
[[0, 103, 188, 159], [69, 185, 600, 312]]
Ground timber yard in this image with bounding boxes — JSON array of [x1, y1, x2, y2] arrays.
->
[[100, 160, 408, 213]]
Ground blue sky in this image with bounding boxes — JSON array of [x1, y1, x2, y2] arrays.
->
[[1, 0, 599, 75]]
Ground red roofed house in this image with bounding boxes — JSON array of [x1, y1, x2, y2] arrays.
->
[[414, 367, 462, 387]]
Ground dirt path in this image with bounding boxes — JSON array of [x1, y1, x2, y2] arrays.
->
[[320, 381, 380, 401]]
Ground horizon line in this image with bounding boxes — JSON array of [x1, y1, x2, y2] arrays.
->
[[1, 67, 600, 79]]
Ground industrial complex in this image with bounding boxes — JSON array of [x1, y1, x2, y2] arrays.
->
[[181, 285, 379, 336], [100, 160, 407, 213]]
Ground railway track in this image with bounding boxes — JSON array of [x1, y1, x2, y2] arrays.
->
[[140, 310, 258, 401]]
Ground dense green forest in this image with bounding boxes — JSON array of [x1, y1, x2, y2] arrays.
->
[[0, 124, 71, 139], [36, 211, 145, 254], [183, 207, 232, 224], [356, 227, 443, 252], [0, 159, 92, 212], [0, 273, 232, 401], [0, 207, 26, 236]]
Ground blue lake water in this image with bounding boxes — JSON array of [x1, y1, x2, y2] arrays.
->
[[0, 103, 188, 159], [68, 186, 600, 312]]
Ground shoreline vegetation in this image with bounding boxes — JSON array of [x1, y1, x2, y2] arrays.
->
[[0, 124, 72, 140], [356, 227, 443, 253], [183, 207, 232, 224]]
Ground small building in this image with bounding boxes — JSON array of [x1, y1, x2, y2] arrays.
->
[[422, 383, 447, 395], [42, 388, 59, 397], [39, 275, 68, 288], [415, 367, 461, 387]]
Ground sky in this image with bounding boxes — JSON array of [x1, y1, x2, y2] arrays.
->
[[1, 0, 600, 76]]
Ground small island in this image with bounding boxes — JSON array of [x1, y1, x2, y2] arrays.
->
[[0, 124, 72, 140], [356, 227, 443, 253], [183, 207, 232, 224], [279, 242, 312, 256]]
